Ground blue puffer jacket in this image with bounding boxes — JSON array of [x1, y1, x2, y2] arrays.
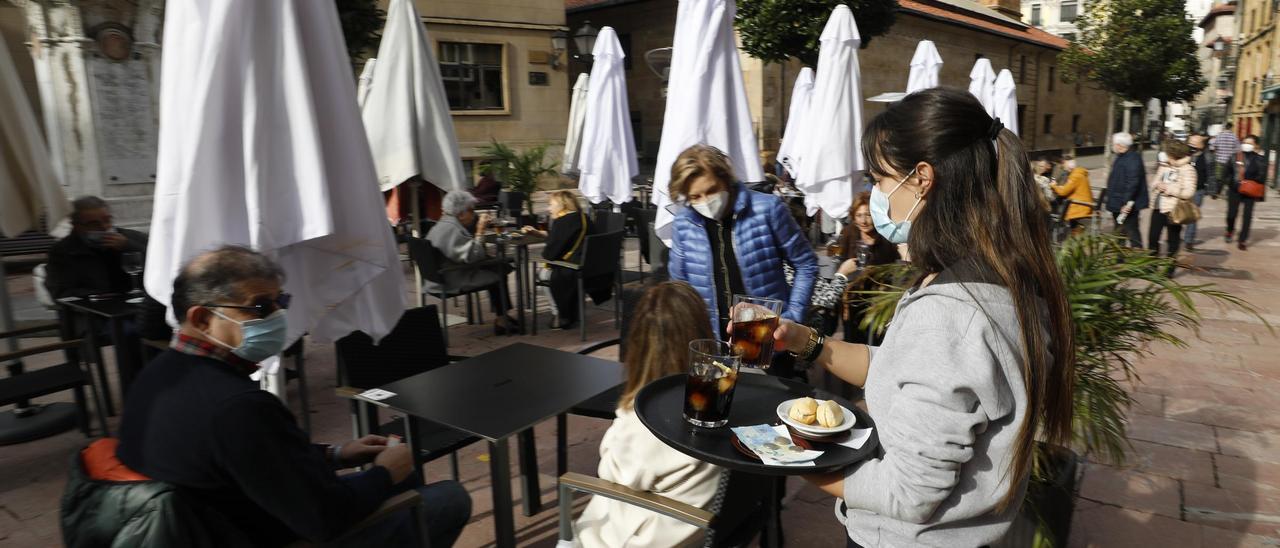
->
[[670, 182, 818, 332]]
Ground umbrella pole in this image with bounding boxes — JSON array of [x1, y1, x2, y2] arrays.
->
[[411, 181, 424, 307]]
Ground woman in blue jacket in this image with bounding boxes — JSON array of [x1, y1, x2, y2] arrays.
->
[[667, 145, 818, 362]]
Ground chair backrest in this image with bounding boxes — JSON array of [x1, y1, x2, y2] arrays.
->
[[499, 190, 526, 216], [704, 471, 771, 546], [335, 306, 452, 390], [405, 236, 446, 284], [596, 211, 626, 234], [579, 230, 625, 279], [646, 222, 669, 279]]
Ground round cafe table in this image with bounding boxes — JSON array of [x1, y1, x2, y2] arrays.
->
[[635, 372, 879, 546]]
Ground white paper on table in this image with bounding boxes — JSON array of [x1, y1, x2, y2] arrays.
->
[[772, 424, 874, 451]]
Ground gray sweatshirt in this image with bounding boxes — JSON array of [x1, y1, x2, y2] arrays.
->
[[842, 266, 1044, 547]]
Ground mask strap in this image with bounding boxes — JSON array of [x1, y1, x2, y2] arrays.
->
[[902, 195, 923, 221], [205, 308, 241, 350], [886, 168, 916, 199]]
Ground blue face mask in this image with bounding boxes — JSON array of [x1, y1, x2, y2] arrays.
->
[[869, 168, 923, 244], [208, 309, 289, 364]]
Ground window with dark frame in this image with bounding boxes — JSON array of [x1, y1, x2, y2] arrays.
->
[[439, 42, 506, 111], [1044, 114, 1053, 135], [1072, 114, 1081, 133], [1017, 105, 1026, 135], [1060, 1, 1078, 22], [1049, 66, 1056, 91], [1031, 4, 1042, 25], [1020, 55, 1027, 83]]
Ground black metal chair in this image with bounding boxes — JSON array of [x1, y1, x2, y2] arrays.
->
[[595, 211, 626, 235], [333, 306, 481, 480], [499, 190, 527, 218], [405, 236, 505, 348], [533, 230, 625, 341], [0, 323, 108, 441]]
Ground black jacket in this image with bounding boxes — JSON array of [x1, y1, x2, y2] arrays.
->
[[116, 349, 393, 546], [1192, 152, 1210, 191], [1105, 149, 1150, 213], [1236, 151, 1269, 202], [45, 228, 148, 299]]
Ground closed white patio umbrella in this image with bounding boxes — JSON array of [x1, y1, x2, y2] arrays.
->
[[968, 57, 997, 117], [777, 66, 814, 179], [362, 0, 468, 194], [146, 0, 406, 392], [868, 39, 942, 103], [578, 27, 638, 205], [356, 58, 376, 108], [652, 0, 764, 243], [993, 68, 1019, 135], [905, 40, 942, 94], [794, 5, 864, 218], [563, 73, 590, 176], [0, 37, 67, 240]]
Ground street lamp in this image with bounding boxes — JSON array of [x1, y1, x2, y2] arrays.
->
[[573, 21, 598, 60], [550, 29, 568, 69]]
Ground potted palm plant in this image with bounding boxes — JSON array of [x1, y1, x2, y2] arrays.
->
[[478, 140, 558, 214], [856, 233, 1265, 547]]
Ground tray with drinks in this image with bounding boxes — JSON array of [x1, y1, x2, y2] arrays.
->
[[634, 371, 879, 476]]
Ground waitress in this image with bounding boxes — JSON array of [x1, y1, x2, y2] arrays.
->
[[767, 88, 1075, 547]]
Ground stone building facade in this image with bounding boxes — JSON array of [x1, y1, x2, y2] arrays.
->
[[1192, 2, 1238, 132], [1233, 0, 1274, 139], [568, 0, 1111, 172]]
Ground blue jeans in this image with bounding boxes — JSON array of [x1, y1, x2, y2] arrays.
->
[[336, 479, 473, 548], [1183, 190, 1206, 244]]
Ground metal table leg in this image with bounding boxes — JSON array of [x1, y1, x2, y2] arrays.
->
[[514, 244, 527, 332], [488, 437, 517, 548], [108, 318, 133, 399], [80, 316, 114, 416], [762, 476, 784, 548], [517, 428, 542, 515]]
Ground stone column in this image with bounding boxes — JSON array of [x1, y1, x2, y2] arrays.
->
[[20, 0, 163, 230]]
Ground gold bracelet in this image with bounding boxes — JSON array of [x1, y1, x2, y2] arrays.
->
[[797, 327, 819, 360]]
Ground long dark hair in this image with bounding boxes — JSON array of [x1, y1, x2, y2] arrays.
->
[[861, 87, 1074, 510]]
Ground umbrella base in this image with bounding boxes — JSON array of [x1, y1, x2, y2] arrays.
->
[[0, 403, 80, 446]]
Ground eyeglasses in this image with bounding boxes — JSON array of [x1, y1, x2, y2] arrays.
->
[[203, 292, 291, 319]]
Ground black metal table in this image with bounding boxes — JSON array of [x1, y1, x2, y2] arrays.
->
[[374, 342, 623, 548], [484, 233, 546, 333], [57, 295, 143, 415], [635, 372, 878, 546]]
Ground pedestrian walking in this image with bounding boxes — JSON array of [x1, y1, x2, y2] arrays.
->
[[1184, 133, 1210, 250], [1226, 134, 1267, 251], [1210, 122, 1240, 197], [1105, 132, 1148, 247], [1049, 154, 1094, 233], [1147, 140, 1197, 275]]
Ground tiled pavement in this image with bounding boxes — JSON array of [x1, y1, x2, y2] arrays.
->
[[2, 173, 1278, 547]]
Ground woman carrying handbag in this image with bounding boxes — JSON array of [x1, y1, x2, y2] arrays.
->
[[1227, 134, 1268, 251], [1147, 140, 1197, 277]]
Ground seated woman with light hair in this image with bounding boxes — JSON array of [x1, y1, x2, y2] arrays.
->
[[425, 190, 521, 335]]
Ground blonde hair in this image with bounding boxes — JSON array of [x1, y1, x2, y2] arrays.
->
[[618, 282, 713, 410], [668, 144, 736, 199], [546, 190, 581, 215]]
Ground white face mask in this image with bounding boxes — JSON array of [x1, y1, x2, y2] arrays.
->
[[1242, 143, 1256, 153], [691, 191, 728, 220]]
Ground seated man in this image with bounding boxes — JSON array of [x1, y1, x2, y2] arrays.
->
[[426, 190, 520, 334], [114, 245, 471, 546], [45, 196, 149, 299]]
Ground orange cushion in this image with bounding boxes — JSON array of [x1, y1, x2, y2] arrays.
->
[[82, 438, 151, 482]]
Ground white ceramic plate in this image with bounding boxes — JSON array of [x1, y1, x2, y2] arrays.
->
[[776, 398, 857, 435]]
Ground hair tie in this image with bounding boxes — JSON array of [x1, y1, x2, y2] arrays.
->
[[988, 118, 1005, 140]]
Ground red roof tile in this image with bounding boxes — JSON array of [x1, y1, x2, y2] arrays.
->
[[899, 0, 1070, 50]]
